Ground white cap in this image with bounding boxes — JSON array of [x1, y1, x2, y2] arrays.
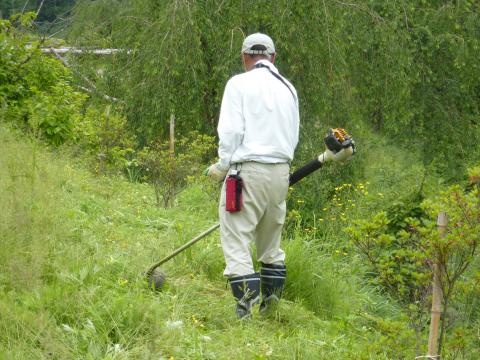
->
[[241, 33, 275, 55]]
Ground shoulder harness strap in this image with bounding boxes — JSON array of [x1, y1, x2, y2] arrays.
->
[[254, 63, 297, 103]]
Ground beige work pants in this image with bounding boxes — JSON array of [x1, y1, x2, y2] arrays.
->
[[219, 162, 290, 277]]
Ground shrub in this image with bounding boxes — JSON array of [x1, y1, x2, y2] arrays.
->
[[139, 131, 216, 207], [0, 13, 86, 145], [75, 105, 137, 176], [347, 165, 480, 355]]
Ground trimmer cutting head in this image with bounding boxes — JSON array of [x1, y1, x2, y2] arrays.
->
[[147, 268, 167, 291]]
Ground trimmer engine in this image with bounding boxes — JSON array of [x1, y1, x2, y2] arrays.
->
[[324, 128, 355, 154]]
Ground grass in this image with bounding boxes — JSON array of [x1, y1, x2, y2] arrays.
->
[[0, 125, 426, 359]]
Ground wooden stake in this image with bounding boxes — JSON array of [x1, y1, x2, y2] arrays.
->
[[166, 113, 176, 207], [427, 212, 448, 358], [169, 113, 175, 156]]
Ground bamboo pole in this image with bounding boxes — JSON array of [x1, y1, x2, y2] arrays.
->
[[427, 212, 448, 358]]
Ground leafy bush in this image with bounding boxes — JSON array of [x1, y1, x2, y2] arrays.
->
[[75, 105, 137, 176], [139, 131, 216, 207], [421, 169, 480, 354], [346, 201, 431, 351], [347, 165, 480, 355], [0, 13, 86, 145]]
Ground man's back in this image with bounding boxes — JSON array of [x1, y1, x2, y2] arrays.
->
[[218, 59, 299, 166]]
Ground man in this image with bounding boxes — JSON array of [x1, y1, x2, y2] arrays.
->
[[206, 33, 299, 318]]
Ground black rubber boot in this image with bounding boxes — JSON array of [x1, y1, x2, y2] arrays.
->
[[260, 263, 286, 314], [229, 273, 260, 319]]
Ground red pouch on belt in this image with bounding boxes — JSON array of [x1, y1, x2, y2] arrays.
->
[[225, 173, 243, 212]]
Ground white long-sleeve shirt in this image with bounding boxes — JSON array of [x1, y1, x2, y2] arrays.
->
[[217, 59, 300, 170]]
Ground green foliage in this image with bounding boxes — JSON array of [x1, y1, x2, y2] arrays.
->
[[347, 208, 432, 349], [422, 181, 480, 298], [2, 1, 480, 357], [284, 235, 349, 319], [345, 189, 433, 352], [0, 13, 86, 145], [139, 131, 216, 207], [346, 208, 431, 327], [75, 105, 137, 175], [420, 170, 480, 355], [467, 165, 480, 187], [1, 125, 424, 359], [69, 0, 480, 182], [347, 164, 480, 355], [0, 0, 76, 27], [357, 313, 417, 359]]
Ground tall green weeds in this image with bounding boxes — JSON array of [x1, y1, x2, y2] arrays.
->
[[1, 125, 422, 359]]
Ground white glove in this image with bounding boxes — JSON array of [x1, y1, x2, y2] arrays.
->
[[205, 163, 228, 182], [318, 145, 354, 164]]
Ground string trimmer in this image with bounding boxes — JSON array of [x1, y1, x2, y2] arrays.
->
[[146, 128, 355, 290]]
